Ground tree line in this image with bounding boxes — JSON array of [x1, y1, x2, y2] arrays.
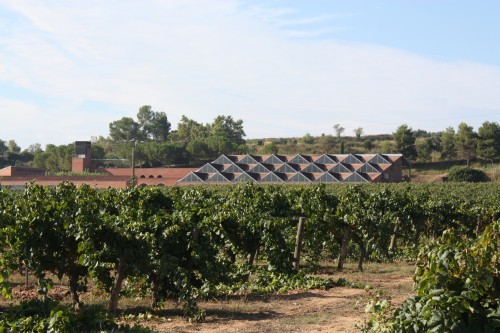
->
[[0, 105, 499, 172]]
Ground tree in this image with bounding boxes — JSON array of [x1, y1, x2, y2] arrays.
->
[[416, 138, 434, 162], [172, 115, 208, 143], [32, 144, 73, 172], [476, 121, 500, 162], [261, 142, 279, 154], [137, 105, 171, 141], [318, 135, 336, 153], [26, 143, 43, 155], [363, 140, 374, 152], [7, 140, 21, 153], [139, 141, 186, 167], [205, 115, 246, 156], [109, 117, 142, 142], [186, 139, 210, 163], [440, 127, 456, 160], [333, 124, 345, 138], [0, 140, 7, 155], [353, 127, 364, 139], [393, 124, 417, 159], [302, 133, 315, 145], [209, 115, 245, 146], [455, 122, 476, 165]]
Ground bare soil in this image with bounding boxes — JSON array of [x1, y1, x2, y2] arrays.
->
[[129, 263, 415, 333], [3, 262, 415, 333]]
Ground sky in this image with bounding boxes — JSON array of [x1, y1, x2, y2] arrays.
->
[[1, 0, 499, 150]]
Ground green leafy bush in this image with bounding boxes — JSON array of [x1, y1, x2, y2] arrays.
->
[[448, 166, 489, 182], [0, 298, 155, 332], [360, 221, 500, 332], [397, 221, 498, 332]]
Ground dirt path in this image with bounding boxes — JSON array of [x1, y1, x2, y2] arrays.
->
[[144, 275, 413, 333]]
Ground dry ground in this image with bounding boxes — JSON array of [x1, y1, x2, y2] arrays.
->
[[125, 262, 415, 333], [3, 261, 415, 333]]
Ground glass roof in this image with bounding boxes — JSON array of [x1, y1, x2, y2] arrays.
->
[[357, 163, 381, 173], [260, 172, 285, 182], [314, 172, 340, 183], [368, 154, 391, 164], [276, 163, 300, 173], [343, 172, 370, 183], [206, 172, 231, 183], [289, 154, 311, 164], [263, 154, 286, 164], [287, 172, 312, 183], [330, 163, 352, 173], [302, 163, 325, 173], [342, 154, 364, 164], [314, 154, 338, 164]]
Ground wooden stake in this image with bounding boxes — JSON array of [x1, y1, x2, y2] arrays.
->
[[294, 217, 306, 270]]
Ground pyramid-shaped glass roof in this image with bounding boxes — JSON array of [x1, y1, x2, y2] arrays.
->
[[224, 163, 247, 173], [260, 172, 286, 182], [249, 163, 272, 173], [177, 172, 208, 183], [342, 154, 364, 164], [276, 163, 300, 173], [357, 163, 382, 173], [212, 154, 236, 165], [330, 163, 353, 173], [199, 163, 223, 173], [343, 172, 370, 183], [180, 153, 402, 185], [314, 172, 341, 183], [314, 154, 338, 164], [233, 172, 258, 182], [263, 154, 286, 164], [302, 163, 325, 173], [239, 154, 262, 164], [288, 154, 311, 164], [368, 154, 391, 164], [206, 171, 231, 183], [287, 172, 312, 183]]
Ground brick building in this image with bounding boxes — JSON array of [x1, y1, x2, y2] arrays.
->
[[0, 142, 408, 188]]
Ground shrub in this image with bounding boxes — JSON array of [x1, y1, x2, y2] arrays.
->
[[359, 220, 500, 332], [448, 166, 489, 182], [0, 298, 155, 332]]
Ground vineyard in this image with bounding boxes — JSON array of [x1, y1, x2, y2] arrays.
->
[[0, 182, 498, 332]]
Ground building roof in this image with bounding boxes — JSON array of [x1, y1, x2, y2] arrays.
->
[[178, 154, 406, 184]]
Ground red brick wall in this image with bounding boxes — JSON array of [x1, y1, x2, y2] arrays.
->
[[0, 176, 130, 189], [72, 157, 93, 173], [104, 167, 198, 186], [0, 166, 45, 177]]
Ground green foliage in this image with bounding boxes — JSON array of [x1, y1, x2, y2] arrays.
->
[[477, 121, 500, 161], [137, 105, 171, 142], [357, 289, 394, 332], [390, 221, 500, 332], [302, 133, 315, 144], [214, 269, 350, 295], [441, 126, 457, 160], [455, 122, 477, 161], [109, 116, 143, 142], [448, 166, 489, 182], [0, 298, 155, 332], [359, 220, 500, 332], [0, 182, 499, 324], [32, 144, 73, 172], [393, 124, 417, 159]]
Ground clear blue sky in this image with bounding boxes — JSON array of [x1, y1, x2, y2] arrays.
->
[[1, 0, 499, 149]]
